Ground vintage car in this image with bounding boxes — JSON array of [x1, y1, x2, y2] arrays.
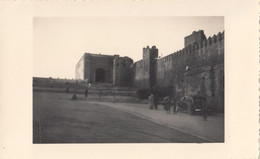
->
[[176, 95, 208, 115]]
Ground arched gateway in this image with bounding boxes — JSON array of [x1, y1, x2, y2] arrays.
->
[[95, 68, 106, 82]]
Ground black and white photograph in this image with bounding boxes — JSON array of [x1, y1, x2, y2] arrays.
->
[[1, 1, 258, 159], [33, 17, 224, 143]]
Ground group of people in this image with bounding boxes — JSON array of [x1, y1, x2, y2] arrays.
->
[[148, 93, 209, 121], [148, 94, 177, 113], [69, 87, 117, 102], [163, 97, 178, 114], [68, 88, 88, 101]]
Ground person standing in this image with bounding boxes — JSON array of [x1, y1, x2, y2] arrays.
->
[[65, 87, 69, 93], [72, 94, 77, 101], [173, 99, 177, 114], [85, 88, 88, 98], [112, 89, 116, 103], [165, 98, 171, 114], [154, 95, 159, 110], [72, 89, 77, 101], [149, 94, 155, 110]]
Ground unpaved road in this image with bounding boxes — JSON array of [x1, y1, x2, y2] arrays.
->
[[33, 92, 208, 143]]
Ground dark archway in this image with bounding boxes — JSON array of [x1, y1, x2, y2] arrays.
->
[[95, 68, 106, 82]]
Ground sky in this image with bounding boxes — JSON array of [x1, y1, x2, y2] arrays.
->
[[33, 17, 224, 79]]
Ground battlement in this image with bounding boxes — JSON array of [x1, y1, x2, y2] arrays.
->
[[75, 30, 224, 113], [161, 31, 224, 63], [184, 30, 206, 47], [114, 56, 134, 67], [143, 45, 159, 60], [143, 45, 157, 51]]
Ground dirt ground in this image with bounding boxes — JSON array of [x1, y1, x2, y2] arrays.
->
[[33, 92, 209, 143]]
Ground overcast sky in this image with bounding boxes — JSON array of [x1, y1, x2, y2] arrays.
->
[[33, 17, 224, 79]]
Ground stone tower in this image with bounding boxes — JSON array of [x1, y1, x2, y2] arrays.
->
[[142, 46, 158, 88], [184, 30, 206, 47]]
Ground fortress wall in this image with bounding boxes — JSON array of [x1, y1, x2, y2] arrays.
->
[[119, 57, 134, 86], [75, 54, 85, 80], [212, 64, 224, 112], [84, 54, 91, 82], [154, 31, 224, 111], [84, 54, 115, 83], [133, 60, 146, 87], [155, 31, 224, 85], [155, 55, 176, 87], [142, 47, 152, 88], [133, 46, 158, 88], [113, 55, 120, 86], [113, 56, 133, 87], [133, 59, 150, 88], [74, 31, 224, 112], [155, 58, 165, 86]]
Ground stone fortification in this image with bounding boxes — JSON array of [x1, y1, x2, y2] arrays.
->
[[75, 30, 224, 112], [132, 30, 224, 112]]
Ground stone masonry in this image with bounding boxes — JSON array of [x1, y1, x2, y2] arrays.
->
[[75, 30, 224, 112]]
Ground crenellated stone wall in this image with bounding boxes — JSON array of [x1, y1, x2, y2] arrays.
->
[[133, 46, 158, 88], [75, 30, 224, 112], [113, 56, 134, 87], [131, 30, 224, 112]]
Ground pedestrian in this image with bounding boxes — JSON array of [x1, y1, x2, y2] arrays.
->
[[163, 96, 169, 111], [175, 103, 180, 113], [154, 95, 159, 110], [72, 94, 77, 101], [85, 88, 88, 98], [173, 100, 177, 114], [149, 94, 155, 110], [165, 98, 171, 114], [112, 89, 116, 103]]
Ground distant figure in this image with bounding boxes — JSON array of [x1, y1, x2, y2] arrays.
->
[[172, 99, 177, 114], [72, 94, 77, 101], [163, 97, 171, 114], [85, 88, 88, 98], [149, 94, 155, 110], [165, 99, 171, 114], [88, 83, 92, 88], [175, 102, 180, 113], [154, 95, 159, 110]]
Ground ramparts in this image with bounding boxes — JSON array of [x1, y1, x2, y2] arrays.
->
[[155, 31, 224, 87], [73, 30, 224, 112], [132, 30, 224, 112]]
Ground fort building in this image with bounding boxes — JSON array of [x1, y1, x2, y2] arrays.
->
[[75, 30, 224, 112]]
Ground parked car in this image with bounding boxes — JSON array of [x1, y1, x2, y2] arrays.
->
[[177, 95, 208, 115]]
